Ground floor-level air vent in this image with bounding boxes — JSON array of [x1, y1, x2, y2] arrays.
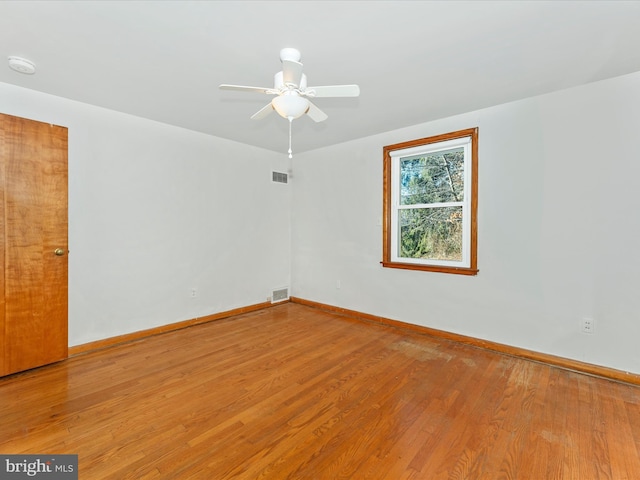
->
[[272, 171, 288, 184], [271, 287, 289, 303]]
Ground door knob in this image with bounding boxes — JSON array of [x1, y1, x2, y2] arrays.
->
[[54, 248, 65, 256]]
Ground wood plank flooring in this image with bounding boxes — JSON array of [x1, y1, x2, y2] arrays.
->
[[1, 303, 639, 479]]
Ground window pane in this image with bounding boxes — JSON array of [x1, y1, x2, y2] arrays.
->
[[400, 147, 464, 205], [398, 206, 463, 261]]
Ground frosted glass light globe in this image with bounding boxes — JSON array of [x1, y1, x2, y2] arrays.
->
[[272, 94, 309, 120]]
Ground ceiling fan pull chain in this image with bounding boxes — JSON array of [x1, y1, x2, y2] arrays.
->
[[288, 117, 293, 159]]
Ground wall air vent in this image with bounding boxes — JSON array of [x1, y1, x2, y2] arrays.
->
[[271, 287, 289, 303], [272, 171, 288, 184]]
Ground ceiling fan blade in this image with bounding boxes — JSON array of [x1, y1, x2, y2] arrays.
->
[[306, 101, 328, 123], [305, 85, 360, 98], [250, 103, 274, 120], [282, 60, 303, 86], [219, 84, 275, 94]]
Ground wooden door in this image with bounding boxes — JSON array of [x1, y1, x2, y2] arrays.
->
[[0, 113, 68, 376]]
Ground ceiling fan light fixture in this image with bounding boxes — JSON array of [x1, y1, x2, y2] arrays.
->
[[272, 94, 309, 120]]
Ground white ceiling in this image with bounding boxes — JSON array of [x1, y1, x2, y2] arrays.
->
[[1, 1, 640, 155]]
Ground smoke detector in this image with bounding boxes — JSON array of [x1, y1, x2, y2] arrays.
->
[[8, 56, 36, 75]]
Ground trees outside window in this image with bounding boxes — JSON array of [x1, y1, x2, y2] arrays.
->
[[382, 128, 478, 275]]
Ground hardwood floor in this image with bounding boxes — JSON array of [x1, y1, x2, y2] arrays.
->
[[1, 303, 639, 479]]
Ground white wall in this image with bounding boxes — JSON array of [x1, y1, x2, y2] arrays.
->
[[291, 71, 640, 374], [1, 82, 291, 347]]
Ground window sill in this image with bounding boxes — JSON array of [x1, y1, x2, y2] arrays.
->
[[381, 261, 479, 276]]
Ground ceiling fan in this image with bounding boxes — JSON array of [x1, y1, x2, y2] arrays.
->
[[219, 48, 360, 157]]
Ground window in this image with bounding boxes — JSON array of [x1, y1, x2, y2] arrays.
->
[[382, 128, 478, 275]]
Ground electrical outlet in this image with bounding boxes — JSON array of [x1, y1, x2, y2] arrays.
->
[[336, 279, 341, 289], [581, 317, 594, 334], [190, 288, 197, 298]]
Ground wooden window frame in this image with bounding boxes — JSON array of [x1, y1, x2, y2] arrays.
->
[[382, 127, 479, 275]]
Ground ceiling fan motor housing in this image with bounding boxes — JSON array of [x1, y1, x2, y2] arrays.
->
[[274, 71, 307, 91]]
